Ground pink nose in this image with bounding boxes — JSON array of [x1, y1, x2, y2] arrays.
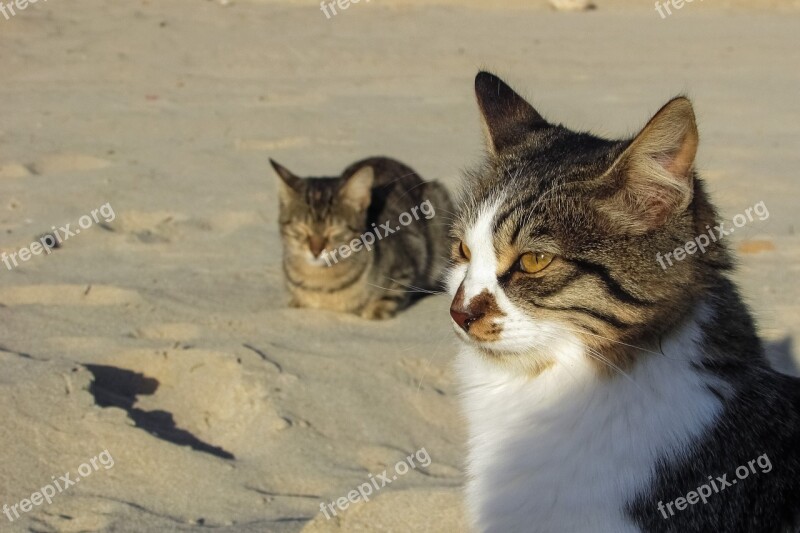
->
[[450, 308, 484, 332], [309, 236, 326, 258]]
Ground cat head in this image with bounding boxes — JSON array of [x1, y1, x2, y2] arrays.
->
[[271, 159, 374, 267], [448, 72, 730, 376]]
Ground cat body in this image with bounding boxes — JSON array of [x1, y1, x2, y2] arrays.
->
[[448, 72, 800, 532], [273, 156, 452, 319]]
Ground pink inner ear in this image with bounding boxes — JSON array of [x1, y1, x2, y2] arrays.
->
[[341, 168, 374, 211], [660, 139, 696, 181], [642, 193, 674, 228], [610, 146, 694, 233], [623, 119, 697, 230], [653, 152, 674, 169]]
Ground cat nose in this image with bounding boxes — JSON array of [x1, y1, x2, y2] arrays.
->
[[309, 236, 326, 258], [450, 307, 484, 332]]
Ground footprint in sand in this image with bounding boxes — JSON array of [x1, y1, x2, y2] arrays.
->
[[399, 357, 452, 392], [28, 153, 112, 175], [0, 284, 140, 306], [357, 445, 459, 483], [356, 445, 435, 474], [301, 489, 468, 532], [105, 210, 260, 242], [110, 210, 195, 244], [235, 136, 310, 151], [98, 349, 290, 456], [0, 162, 33, 179], [133, 322, 202, 341], [30, 501, 115, 533], [398, 358, 461, 433], [209, 211, 264, 233]]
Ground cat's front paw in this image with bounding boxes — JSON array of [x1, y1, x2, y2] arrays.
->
[[359, 299, 398, 320]]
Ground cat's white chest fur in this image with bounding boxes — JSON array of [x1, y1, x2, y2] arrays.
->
[[457, 310, 723, 533]]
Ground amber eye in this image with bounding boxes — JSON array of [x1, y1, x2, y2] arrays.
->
[[518, 252, 553, 274], [459, 241, 472, 260]]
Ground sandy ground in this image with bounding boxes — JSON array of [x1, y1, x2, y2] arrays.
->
[[0, 1, 798, 532]]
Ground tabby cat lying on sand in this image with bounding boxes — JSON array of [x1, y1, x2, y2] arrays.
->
[[272, 156, 453, 319], [448, 72, 800, 532]]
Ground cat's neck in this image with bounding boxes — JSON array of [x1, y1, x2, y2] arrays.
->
[[457, 301, 728, 532], [284, 254, 371, 289]]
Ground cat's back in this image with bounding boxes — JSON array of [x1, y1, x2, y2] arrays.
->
[[343, 156, 452, 224], [342, 157, 406, 179], [342, 156, 453, 290], [342, 156, 421, 187]]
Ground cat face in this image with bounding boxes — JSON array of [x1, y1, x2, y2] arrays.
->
[[448, 72, 727, 376], [271, 160, 373, 267]]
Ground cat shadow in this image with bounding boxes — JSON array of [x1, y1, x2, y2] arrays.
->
[[85, 364, 235, 460], [765, 337, 800, 377]]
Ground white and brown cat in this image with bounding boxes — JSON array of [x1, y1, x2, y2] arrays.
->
[[448, 72, 800, 532]]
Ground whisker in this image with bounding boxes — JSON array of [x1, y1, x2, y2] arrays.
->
[[382, 276, 443, 294], [543, 322, 667, 358], [365, 282, 438, 295]]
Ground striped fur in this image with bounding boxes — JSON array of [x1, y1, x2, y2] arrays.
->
[[449, 72, 800, 532], [272, 156, 453, 319]]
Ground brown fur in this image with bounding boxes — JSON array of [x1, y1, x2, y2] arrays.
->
[[273, 156, 454, 319], [454, 71, 800, 532], [450, 73, 731, 375]]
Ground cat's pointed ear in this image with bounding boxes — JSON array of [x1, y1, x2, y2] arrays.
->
[[270, 159, 302, 205], [474, 71, 549, 155], [339, 165, 374, 211], [600, 97, 698, 232]]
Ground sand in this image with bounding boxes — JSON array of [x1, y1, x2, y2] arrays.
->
[[0, 0, 798, 531]]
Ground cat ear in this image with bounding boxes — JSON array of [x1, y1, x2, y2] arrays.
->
[[270, 159, 302, 205], [339, 166, 374, 211], [599, 97, 698, 232], [474, 71, 549, 155]]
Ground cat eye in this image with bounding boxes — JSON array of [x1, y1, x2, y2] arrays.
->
[[518, 252, 554, 274], [459, 241, 472, 261]]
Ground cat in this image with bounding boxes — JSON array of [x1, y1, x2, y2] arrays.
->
[[272, 156, 453, 319], [447, 72, 800, 532]]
